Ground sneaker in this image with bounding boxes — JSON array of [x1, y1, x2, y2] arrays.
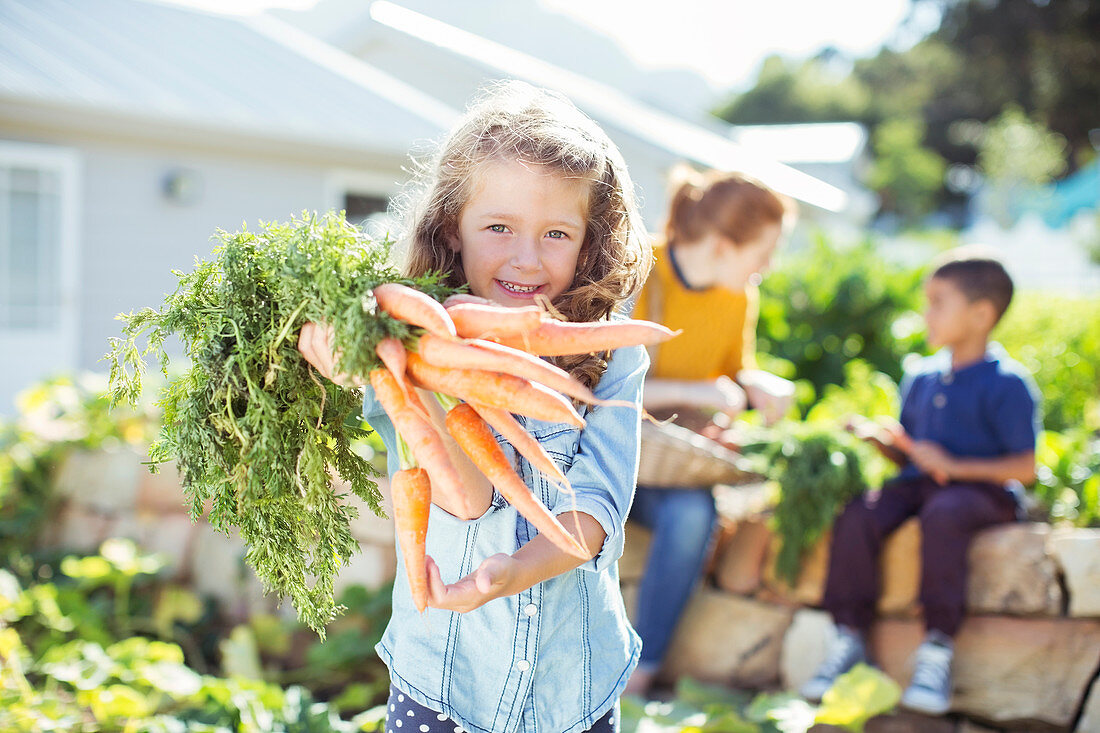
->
[[900, 631, 954, 715], [799, 625, 867, 702]]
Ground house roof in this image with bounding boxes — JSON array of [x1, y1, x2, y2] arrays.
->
[[0, 0, 454, 156], [364, 0, 847, 212], [274, 0, 718, 122], [729, 123, 868, 165]]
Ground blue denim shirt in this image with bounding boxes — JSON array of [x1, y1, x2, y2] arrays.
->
[[362, 344, 648, 733]]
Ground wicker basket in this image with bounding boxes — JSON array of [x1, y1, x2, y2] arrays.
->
[[637, 420, 761, 489]]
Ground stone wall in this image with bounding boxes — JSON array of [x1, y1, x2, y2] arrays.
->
[[620, 483, 1100, 732], [36, 446, 399, 621], [37, 449, 1100, 730]]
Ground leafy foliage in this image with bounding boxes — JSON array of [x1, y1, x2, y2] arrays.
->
[[620, 670, 900, 733], [104, 211, 457, 634], [995, 291, 1100, 434], [742, 425, 868, 585], [868, 119, 948, 223], [2, 540, 395, 731], [715, 0, 1098, 217], [0, 374, 158, 561], [757, 235, 927, 402]]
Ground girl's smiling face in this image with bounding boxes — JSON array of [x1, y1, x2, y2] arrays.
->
[[452, 158, 589, 307]]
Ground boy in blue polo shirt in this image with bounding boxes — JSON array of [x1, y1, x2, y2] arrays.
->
[[800, 247, 1041, 715]]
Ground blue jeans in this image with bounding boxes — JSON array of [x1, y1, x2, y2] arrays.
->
[[628, 486, 718, 666]]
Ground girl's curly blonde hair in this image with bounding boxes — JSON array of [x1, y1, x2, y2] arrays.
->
[[396, 80, 652, 389]]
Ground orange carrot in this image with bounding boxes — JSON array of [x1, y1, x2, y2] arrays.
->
[[443, 293, 494, 307], [375, 336, 411, 397], [417, 333, 616, 407], [370, 368, 472, 515], [490, 319, 678, 356], [405, 353, 585, 428], [391, 467, 431, 612], [373, 283, 457, 338], [445, 404, 588, 560], [446, 302, 543, 340], [470, 404, 568, 486]]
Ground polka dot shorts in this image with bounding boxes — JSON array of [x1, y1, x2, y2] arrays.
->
[[385, 686, 617, 733]]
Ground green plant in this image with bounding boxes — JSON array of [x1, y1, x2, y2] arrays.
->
[[0, 374, 157, 561], [620, 669, 900, 733], [995, 292, 1100, 434], [757, 235, 926, 404], [1, 564, 387, 731], [105, 211, 456, 634], [1034, 428, 1100, 527], [743, 425, 868, 586], [60, 538, 167, 637]]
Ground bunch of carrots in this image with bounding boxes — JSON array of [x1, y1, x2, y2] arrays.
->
[[361, 284, 675, 612]]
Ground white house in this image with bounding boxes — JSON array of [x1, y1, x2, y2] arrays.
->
[[727, 122, 877, 239], [0, 0, 455, 412], [0, 0, 847, 413]]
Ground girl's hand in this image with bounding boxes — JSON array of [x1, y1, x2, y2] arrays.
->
[[739, 369, 795, 426], [425, 554, 519, 613], [296, 321, 364, 387]]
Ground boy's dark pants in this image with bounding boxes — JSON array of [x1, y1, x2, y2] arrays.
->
[[822, 476, 1018, 638]]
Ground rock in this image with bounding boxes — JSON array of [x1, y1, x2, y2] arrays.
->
[[713, 481, 774, 522], [868, 618, 925, 687], [47, 501, 111, 553], [620, 581, 638, 623], [345, 476, 395, 546], [956, 722, 1001, 733], [1051, 528, 1100, 617], [713, 517, 772, 596], [661, 587, 793, 689], [619, 521, 653, 584], [136, 513, 197, 578], [864, 712, 955, 733], [190, 524, 250, 610], [780, 608, 833, 692], [54, 447, 141, 513], [967, 523, 1061, 616], [334, 543, 396, 595], [1076, 676, 1100, 733], [135, 460, 188, 515], [872, 616, 1100, 728], [877, 519, 921, 616], [761, 532, 829, 606]]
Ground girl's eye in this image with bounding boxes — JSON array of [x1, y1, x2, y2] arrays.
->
[[488, 224, 508, 233], [546, 230, 566, 239]]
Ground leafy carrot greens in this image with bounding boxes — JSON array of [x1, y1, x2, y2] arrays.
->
[[106, 211, 456, 635]]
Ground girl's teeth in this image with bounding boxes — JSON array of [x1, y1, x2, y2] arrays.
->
[[502, 282, 537, 293]]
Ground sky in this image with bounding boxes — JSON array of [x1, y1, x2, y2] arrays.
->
[[162, 0, 935, 91]]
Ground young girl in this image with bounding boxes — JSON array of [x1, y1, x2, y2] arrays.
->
[[624, 167, 796, 696], [298, 81, 652, 733]]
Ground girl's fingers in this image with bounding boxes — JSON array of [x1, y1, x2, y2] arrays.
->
[[426, 556, 447, 605]]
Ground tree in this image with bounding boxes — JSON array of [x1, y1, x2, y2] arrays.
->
[[713, 0, 1099, 218], [713, 54, 871, 125], [977, 106, 1069, 226], [868, 118, 948, 223]]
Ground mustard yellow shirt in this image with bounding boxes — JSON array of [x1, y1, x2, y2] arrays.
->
[[632, 243, 758, 381]]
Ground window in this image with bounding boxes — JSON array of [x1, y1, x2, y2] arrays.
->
[[326, 170, 399, 242], [344, 192, 390, 227], [1, 165, 61, 328], [0, 142, 77, 332]]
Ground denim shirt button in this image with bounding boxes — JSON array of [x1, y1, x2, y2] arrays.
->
[[523, 603, 537, 617], [515, 659, 531, 672]]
